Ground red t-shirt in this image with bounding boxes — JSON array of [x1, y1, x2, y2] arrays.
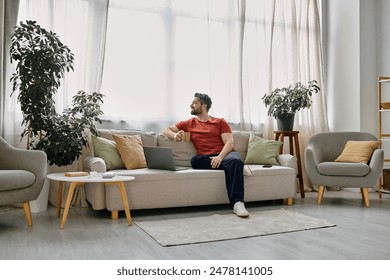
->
[[176, 117, 232, 155]]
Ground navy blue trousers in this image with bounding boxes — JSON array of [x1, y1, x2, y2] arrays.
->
[[190, 151, 244, 208]]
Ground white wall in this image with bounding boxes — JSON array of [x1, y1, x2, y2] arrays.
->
[[377, 0, 390, 76], [325, 0, 360, 132], [360, 0, 378, 134], [325, 0, 378, 134], [377, 0, 390, 164]]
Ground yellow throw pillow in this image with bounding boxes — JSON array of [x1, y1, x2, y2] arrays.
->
[[335, 141, 379, 164], [112, 134, 147, 169]]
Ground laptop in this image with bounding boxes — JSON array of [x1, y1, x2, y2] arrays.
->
[[143, 146, 189, 171]]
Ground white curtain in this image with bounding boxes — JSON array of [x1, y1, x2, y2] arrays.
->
[[242, 0, 329, 189], [101, 0, 328, 189], [1, 0, 327, 194], [3, 0, 109, 206], [2, 0, 108, 145], [242, 0, 328, 138], [0, 0, 20, 144], [101, 0, 327, 132]]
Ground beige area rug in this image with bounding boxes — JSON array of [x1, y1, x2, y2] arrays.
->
[[135, 209, 336, 247]]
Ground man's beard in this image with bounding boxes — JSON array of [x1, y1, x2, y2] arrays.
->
[[191, 107, 202, 115]]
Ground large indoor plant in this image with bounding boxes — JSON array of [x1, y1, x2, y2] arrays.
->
[[10, 20, 103, 166], [262, 80, 320, 131]]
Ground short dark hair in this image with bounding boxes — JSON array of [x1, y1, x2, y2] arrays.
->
[[194, 92, 212, 111]]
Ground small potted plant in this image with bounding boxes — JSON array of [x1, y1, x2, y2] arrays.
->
[[262, 80, 320, 131]]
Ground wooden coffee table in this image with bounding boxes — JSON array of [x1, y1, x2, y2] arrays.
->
[[47, 173, 135, 229]]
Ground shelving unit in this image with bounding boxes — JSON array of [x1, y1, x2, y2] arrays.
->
[[378, 76, 390, 195]]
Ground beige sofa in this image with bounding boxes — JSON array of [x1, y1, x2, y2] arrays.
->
[[83, 129, 297, 219]]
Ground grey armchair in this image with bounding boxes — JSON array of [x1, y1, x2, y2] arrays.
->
[[305, 132, 384, 208], [0, 137, 47, 226]]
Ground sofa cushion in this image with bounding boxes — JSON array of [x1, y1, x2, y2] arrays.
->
[[335, 140, 379, 164], [92, 135, 125, 170], [232, 131, 262, 161], [157, 134, 196, 167], [244, 133, 281, 165], [113, 134, 147, 169], [110, 164, 294, 183], [115, 168, 225, 182], [0, 170, 35, 191], [156, 131, 261, 166], [317, 162, 370, 176], [98, 129, 158, 147]]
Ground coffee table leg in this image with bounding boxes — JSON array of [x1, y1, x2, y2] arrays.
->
[[117, 181, 132, 226], [60, 181, 78, 229], [57, 181, 64, 218]]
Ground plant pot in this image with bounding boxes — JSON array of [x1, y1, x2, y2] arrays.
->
[[276, 114, 295, 131]]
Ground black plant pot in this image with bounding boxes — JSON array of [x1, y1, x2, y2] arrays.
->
[[276, 114, 295, 131]]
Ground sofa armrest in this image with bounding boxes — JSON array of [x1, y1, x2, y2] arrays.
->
[[276, 154, 297, 174], [83, 157, 107, 173]]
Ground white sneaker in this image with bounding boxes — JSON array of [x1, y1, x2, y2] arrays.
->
[[233, 201, 249, 217], [243, 165, 252, 176]]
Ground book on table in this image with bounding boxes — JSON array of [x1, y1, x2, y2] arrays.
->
[[64, 171, 89, 177]]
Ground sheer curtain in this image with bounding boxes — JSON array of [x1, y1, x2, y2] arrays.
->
[[102, 0, 328, 189], [2, 0, 108, 143], [0, 0, 20, 144], [1, 0, 327, 193], [101, 0, 243, 131], [242, 0, 328, 189], [101, 0, 327, 133], [3, 0, 109, 206]]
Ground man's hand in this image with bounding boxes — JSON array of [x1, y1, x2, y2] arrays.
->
[[210, 155, 223, 168], [173, 130, 185, 142]]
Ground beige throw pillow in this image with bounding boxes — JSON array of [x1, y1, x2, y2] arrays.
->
[[335, 141, 379, 164], [113, 134, 147, 169]]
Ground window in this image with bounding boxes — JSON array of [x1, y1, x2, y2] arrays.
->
[[101, 0, 243, 129]]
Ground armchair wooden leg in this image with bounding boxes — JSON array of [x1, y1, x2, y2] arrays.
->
[[360, 187, 370, 208], [317, 186, 325, 205], [286, 198, 293, 205], [22, 202, 33, 226]]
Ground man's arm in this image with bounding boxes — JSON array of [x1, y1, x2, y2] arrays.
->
[[162, 125, 184, 142], [219, 132, 234, 158], [210, 132, 234, 168]]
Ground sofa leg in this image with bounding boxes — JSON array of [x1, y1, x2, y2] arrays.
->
[[286, 198, 293, 205], [111, 210, 119, 220], [360, 188, 370, 208], [22, 202, 33, 226], [317, 186, 325, 205]]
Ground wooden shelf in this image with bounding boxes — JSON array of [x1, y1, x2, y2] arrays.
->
[[378, 189, 390, 194], [378, 76, 390, 164], [378, 76, 390, 82]]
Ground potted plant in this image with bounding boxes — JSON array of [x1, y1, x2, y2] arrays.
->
[[262, 80, 320, 131], [9, 20, 104, 166]]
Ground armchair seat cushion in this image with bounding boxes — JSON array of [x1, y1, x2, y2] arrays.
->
[[0, 170, 35, 191], [317, 162, 370, 177]]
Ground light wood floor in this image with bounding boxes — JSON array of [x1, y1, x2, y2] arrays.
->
[[1, 189, 390, 260]]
